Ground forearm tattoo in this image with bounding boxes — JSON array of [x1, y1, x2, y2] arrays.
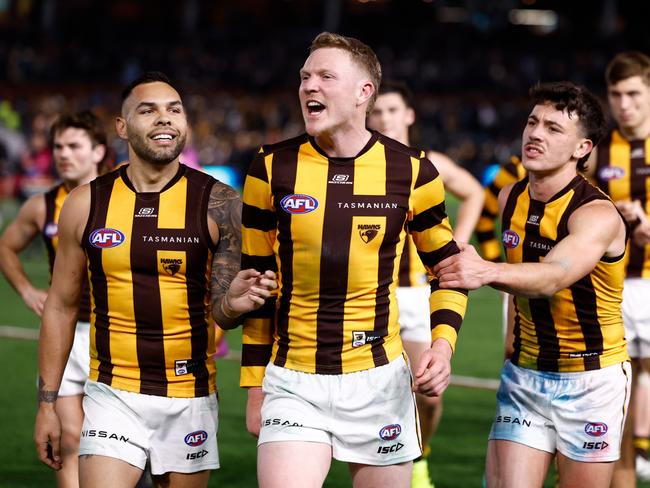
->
[[208, 182, 242, 326], [38, 376, 58, 403]]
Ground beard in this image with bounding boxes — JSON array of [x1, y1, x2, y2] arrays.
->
[[129, 131, 187, 165]]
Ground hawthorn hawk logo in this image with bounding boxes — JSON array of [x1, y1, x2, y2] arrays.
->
[[161, 258, 183, 276], [358, 224, 381, 243]]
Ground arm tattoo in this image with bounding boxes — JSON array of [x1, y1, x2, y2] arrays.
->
[[38, 376, 58, 403], [208, 182, 243, 326]]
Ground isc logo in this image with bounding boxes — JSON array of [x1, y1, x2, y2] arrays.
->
[[377, 442, 404, 454], [379, 424, 402, 441], [583, 441, 609, 450], [89, 228, 125, 248], [186, 449, 209, 460], [280, 194, 318, 214], [502, 230, 520, 249], [184, 430, 208, 447], [584, 422, 608, 437]]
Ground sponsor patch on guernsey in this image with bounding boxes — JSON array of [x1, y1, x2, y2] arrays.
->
[[280, 194, 318, 214], [89, 228, 125, 248], [598, 166, 625, 181]]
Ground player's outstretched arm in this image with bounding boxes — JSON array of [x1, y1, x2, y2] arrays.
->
[[208, 181, 277, 329], [434, 200, 627, 297], [34, 186, 89, 470], [428, 151, 484, 243], [0, 195, 48, 316]]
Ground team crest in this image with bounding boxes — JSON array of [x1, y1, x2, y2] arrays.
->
[[161, 258, 183, 276], [358, 224, 381, 243]]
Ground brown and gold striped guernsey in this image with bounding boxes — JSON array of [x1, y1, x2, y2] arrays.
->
[[397, 235, 428, 288], [240, 131, 468, 386], [42, 183, 91, 322], [502, 175, 628, 372], [595, 130, 650, 278], [476, 155, 526, 262], [82, 164, 217, 398]]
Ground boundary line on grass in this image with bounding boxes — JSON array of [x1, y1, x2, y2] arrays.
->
[[0, 325, 500, 391]]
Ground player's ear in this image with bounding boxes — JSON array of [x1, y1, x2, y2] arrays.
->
[[115, 117, 128, 140], [405, 107, 415, 127], [357, 79, 375, 108], [573, 138, 593, 160], [92, 144, 107, 165]]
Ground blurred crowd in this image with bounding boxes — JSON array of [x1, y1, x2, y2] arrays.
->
[[0, 0, 641, 201]]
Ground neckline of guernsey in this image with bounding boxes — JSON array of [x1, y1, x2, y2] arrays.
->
[[119, 163, 186, 195], [308, 130, 379, 163]]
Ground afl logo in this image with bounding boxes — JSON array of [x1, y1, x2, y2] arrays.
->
[[280, 194, 318, 214], [585, 422, 608, 437], [379, 424, 402, 441], [44, 222, 58, 238], [598, 166, 625, 181], [502, 230, 520, 249], [184, 430, 208, 447], [89, 228, 125, 248]]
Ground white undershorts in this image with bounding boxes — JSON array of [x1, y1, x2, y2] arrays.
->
[[79, 380, 219, 475], [396, 286, 431, 343], [622, 278, 650, 359], [58, 321, 90, 397], [259, 354, 421, 466], [489, 360, 631, 462]]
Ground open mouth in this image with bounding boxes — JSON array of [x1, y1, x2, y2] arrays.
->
[[306, 101, 326, 116], [150, 132, 177, 144], [524, 143, 543, 156]]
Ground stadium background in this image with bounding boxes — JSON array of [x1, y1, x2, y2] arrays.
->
[[0, 1, 648, 486]]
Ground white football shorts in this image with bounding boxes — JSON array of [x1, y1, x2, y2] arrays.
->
[[79, 380, 219, 475], [396, 285, 431, 343], [489, 360, 631, 462], [58, 321, 90, 397], [259, 354, 421, 466], [622, 278, 650, 359]]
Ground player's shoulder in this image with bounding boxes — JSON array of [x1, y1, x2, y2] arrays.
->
[[376, 132, 423, 159], [260, 133, 310, 156]]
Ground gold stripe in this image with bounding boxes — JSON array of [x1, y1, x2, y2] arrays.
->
[[240, 365, 268, 387], [103, 178, 138, 388], [354, 143, 386, 195], [158, 176, 187, 229], [430, 324, 458, 352], [243, 318, 274, 345], [157, 249, 191, 386]]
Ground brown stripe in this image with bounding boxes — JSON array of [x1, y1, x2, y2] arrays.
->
[[243, 203, 277, 232], [242, 254, 278, 273], [242, 344, 274, 367], [418, 241, 461, 268], [524, 199, 560, 371], [409, 201, 446, 233], [397, 232, 410, 287], [186, 172, 215, 396], [595, 133, 612, 194], [626, 140, 647, 277], [84, 174, 118, 385], [570, 275, 603, 371], [370, 145, 412, 368], [132, 192, 167, 396], [430, 309, 462, 333], [315, 160, 354, 373], [502, 178, 527, 368], [42, 185, 59, 273], [271, 146, 300, 367]]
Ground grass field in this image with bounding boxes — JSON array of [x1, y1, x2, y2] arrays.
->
[[0, 208, 646, 487]]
